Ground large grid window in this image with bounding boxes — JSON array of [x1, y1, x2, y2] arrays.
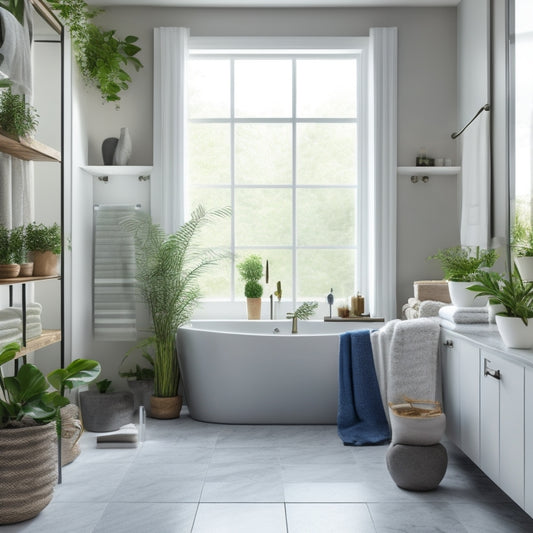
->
[[187, 45, 363, 303]]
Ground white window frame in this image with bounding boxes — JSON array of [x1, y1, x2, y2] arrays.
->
[[187, 36, 369, 318]]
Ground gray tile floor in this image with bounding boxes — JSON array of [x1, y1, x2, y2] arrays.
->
[[4, 407, 533, 532]]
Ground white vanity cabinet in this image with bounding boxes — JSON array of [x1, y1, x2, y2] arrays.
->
[[441, 332, 480, 465], [440, 329, 531, 516], [479, 349, 524, 506], [525, 367, 533, 517]]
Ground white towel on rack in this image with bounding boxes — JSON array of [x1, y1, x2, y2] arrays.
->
[[460, 109, 490, 248], [93, 205, 138, 341]]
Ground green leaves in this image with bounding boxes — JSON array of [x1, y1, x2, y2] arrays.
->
[[0, 88, 39, 138], [0, 0, 25, 25], [47, 358, 101, 396], [288, 301, 319, 320], [428, 246, 498, 282], [468, 268, 533, 325], [120, 206, 230, 397], [46, 0, 143, 104]]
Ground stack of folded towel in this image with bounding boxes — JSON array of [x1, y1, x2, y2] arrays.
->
[[0, 303, 43, 350], [438, 305, 489, 331]]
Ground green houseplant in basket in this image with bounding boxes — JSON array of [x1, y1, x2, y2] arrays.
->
[[237, 254, 264, 319], [0, 343, 100, 524], [428, 245, 498, 307], [25, 222, 61, 276], [121, 205, 230, 419]]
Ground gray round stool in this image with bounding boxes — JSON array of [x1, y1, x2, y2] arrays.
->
[[386, 442, 448, 491]]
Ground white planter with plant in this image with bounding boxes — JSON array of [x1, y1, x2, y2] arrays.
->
[[121, 206, 230, 419], [237, 254, 264, 320], [468, 268, 533, 349], [511, 217, 533, 281], [428, 246, 498, 307]]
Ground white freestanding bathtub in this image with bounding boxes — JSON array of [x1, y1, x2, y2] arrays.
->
[[176, 319, 384, 424]]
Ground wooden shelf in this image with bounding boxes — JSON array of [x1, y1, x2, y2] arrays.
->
[[324, 316, 385, 322], [14, 330, 62, 359], [0, 131, 61, 162], [0, 275, 60, 286]]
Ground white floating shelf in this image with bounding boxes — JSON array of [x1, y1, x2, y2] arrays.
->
[[81, 165, 153, 180], [397, 166, 460, 176]]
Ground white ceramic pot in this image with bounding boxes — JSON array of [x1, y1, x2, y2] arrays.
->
[[495, 314, 533, 349], [448, 281, 487, 307], [514, 256, 533, 282]]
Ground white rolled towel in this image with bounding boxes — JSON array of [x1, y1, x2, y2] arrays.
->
[[439, 305, 489, 324]]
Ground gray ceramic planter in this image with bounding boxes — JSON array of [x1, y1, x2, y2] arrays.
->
[[79, 390, 134, 432]]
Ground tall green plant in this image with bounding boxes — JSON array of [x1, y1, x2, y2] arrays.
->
[[511, 216, 533, 257], [25, 222, 61, 254], [46, 0, 142, 104], [237, 254, 264, 298], [121, 206, 231, 398]]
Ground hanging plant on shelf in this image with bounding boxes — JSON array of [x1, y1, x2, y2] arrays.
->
[[46, 0, 143, 105]]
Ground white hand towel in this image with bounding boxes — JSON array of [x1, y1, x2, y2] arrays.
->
[[0, 327, 23, 339], [0, 318, 22, 331], [419, 300, 447, 318], [439, 305, 488, 324], [439, 318, 491, 332]]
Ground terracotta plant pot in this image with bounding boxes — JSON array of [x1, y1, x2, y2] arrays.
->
[[0, 422, 58, 524], [18, 262, 33, 277], [0, 264, 20, 279], [31, 251, 58, 277], [246, 297, 261, 320], [150, 395, 182, 419]]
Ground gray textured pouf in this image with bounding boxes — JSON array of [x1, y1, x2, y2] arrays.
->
[[386, 443, 448, 491]]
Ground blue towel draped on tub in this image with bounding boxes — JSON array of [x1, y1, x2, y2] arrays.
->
[[337, 330, 390, 446]]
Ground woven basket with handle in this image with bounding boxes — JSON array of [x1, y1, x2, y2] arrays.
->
[[0, 421, 58, 525]]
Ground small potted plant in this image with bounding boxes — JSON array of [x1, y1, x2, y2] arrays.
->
[[511, 217, 533, 281], [428, 245, 498, 307], [0, 225, 20, 278], [237, 254, 264, 319], [25, 222, 61, 276], [0, 344, 101, 524], [468, 268, 533, 348], [10, 225, 33, 276]]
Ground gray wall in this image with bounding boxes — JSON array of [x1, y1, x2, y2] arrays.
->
[[69, 6, 459, 380]]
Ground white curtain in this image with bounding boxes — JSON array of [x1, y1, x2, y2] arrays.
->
[[152, 27, 189, 234], [367, 27, 398, 321], [0, 1, 34, 229]]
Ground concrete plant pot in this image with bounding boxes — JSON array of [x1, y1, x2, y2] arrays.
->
[[79, 390, 134, 432]]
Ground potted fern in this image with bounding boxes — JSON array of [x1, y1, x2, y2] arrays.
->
[[468, 268, 533, 348], [428, 245, 498, 307], [121, 206, 230, 419], [237, 254, 264, 319]]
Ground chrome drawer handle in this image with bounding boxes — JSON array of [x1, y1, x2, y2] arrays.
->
[[443, 340, 454, 347], [484, 359, 501, 380]]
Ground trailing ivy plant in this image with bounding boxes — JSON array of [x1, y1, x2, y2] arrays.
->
[[0, 88, 38, 138], [46, 0, 143, 104]]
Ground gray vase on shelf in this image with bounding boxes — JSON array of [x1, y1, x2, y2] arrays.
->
[[113, 127, 132, 165], [101, 137, 118, 165]]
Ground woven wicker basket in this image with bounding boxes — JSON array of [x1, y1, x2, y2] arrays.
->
[[0, 421, 58, 525]]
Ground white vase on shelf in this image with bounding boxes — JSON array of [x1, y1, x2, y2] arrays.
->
[[113, 127, 132, 165]]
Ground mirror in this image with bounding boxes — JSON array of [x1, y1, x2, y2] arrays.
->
[[509, 0, 533, 258]]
